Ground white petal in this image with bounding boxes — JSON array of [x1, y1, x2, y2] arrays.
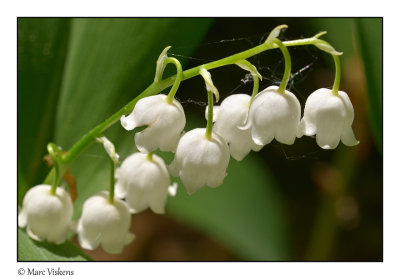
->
[[77, 192, 133, 254], [338, 90, 355, 124], [251, 125, 274, 146], [341, 126, 360, 146], [213, 94, 261, 160], [126, 189, 151, 214], [128, 95, 185, 153], [229, 136, 255, 161], [297, 118, 310, 138], [18, 209, 27, 228], [317, 133, 341, 149], [78, 231, 100, 251], [205, 105, 220, 122], [120, 113, 138, 131], [168, 182, 178, 197], [114, 181, 126, 199], [251, 141, 264, 152], [299, 88, 329, 137], [20, 184, 73, 244], [315, 114, 344, 149], [248, 86, 300, 145], [179, 165, 208, 195], [207, 170, 227, 188], [27, 226, 43, 242], [117, 152, 171, 214], [300, 88, 359, 149], [172, 128, 230, 194], [122, 95, 164, 130]]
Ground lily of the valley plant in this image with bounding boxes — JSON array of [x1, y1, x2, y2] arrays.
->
[[18, 25, 358, 255]]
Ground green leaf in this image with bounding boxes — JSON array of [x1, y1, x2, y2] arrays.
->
[[17, 18, 71, 198], [355, 18, 383, 153], [18, 228, 91, 261], [167, 152, 289, 261]]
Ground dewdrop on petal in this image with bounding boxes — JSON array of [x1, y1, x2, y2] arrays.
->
[[297, 88, 359, 149], [18, 184, 73, 244], [207, 94, 263, 161], [77, 191, 135, 254], [120, 94, 185, 153], [115, 152, 177, 214], [169, 128, 230, 195], [243, 85, 301, 146]]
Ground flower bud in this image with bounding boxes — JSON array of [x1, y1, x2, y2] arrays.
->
[[169, 128, 230, 194], [209, 94, 263, 161], [77, 191, 135, 254], [120, 94, 185, 153], [115, 152, 177, 214], [243, 85, 301, 145], [18, 184, 73, 244], [297, 88, 359, 149]]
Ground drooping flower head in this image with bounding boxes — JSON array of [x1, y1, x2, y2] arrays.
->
[[18, 184, 73, 244], [297, 88, 359, 149], [115, 152, 177, 214], [169, 128, 230, 195], [210, 94, 263, 161], [243, 85, 301, 146], [77, 191, 135, 254], [120, 94, 185, 153]]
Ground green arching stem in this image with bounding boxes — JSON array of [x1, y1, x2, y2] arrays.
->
[[47, 143, 62, 195], [273, 39, 292, 94], [205, 90, 214, 140], [43, 34, 334, 185], [331, 55, 341, 96], [108, 157, 115, 204], [164, 57, 183, 104]]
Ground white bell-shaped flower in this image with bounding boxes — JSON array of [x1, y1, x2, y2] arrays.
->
[[77, 191, 135, 254], [120, 94, 185, 153], [115, 152, 177, 214], [243, 85, 301, 145], [169, 128, 230, 195], [208, 94, 263, 161], [297, 88, 359, 149], [18, 184, 73, 244]]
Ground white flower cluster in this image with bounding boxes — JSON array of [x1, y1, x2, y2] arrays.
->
[[211, 85, 358, 158], [18, 84, 358, 254], [119, 84, 359, 198]]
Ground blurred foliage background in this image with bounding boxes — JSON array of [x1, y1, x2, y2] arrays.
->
[[17, 18, 382, 261]]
